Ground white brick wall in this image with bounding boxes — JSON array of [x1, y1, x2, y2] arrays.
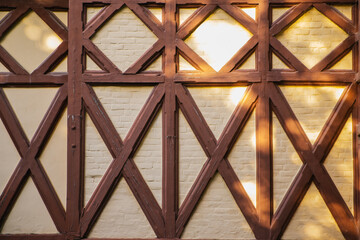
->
[[276, 7, 350, 69], [0, 5, 355, 239], [87, 7, 162, 71]]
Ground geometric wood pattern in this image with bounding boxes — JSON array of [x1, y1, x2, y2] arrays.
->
[[0, 0, 359, 239]]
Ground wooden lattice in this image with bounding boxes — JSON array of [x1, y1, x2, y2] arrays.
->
[[0, 0, 359, 239]]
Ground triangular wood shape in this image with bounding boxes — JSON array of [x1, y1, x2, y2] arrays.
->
[[86, 7, 104, 24], [146, 7, 163, 23], [329, 50, 352, 70], [237, 51, 256, 70], [142, 54, 163, 72], [51, 11, 68, 26], [239, 7, 256, 20], [331, 5, 353, 21], [86, 54, 104, 71], [178, 7, 199, 26], [178, 54, 198, 71], [51, 55, 68, 73], [272, 52, 290, 69]]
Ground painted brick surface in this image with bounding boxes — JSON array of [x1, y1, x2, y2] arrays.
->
[[276, 7, 349, 69], [0, 5, 355, 239], [87, 7, 162, 71]]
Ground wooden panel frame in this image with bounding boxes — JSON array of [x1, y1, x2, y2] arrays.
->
[[0, 0, 359, 239]]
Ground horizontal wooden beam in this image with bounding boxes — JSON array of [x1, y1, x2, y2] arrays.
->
[[175, 71, 261, 83], [83, 73, 164, 83], [0, 0, 68, 8], [0, 74, 67, 85], [267, 71, 355, 83]]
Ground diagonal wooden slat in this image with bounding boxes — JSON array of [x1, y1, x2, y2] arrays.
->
[[0, 46, 28, 75], [219, 4, 258, 35], [122, 159, 165, 237], [269, 82, 358, 239], [177, 4, 217, 40], [219, 35, 258, 72], [311, 35, 355, 72], [83, 38, 121, 73], [80, 84, 165, 237], [175, 84, 260, 237], [270, 3, 312, 36], [125, 39, 164, 74], [0, 7, 29, 39], [0, 85, 67, 233], [270, 37, 309, 72], [176, 39, 215, 72], [125, 2, 165, 40], [32, 7, 68, 41], [82, 84, 123, 156], [83, 3, 124, 39], [175, 83, 262, 238], [0, 89, 29, 156], [32, 41, 68, 75], [313, 3, 356, 34]]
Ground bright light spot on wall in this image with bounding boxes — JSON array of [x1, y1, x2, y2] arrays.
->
[[45, 35, 62, 51], [242, 181, 256, 206], [24, 25, 42, 41], [229, 87, 247, 105], [251, 133, 256, 147], [304, 224, 323, 239], [334, 88, 344, 100], [241, 8, 256, 20], [185, 9, 252, 71]]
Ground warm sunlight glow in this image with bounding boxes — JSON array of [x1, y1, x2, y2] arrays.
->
[[24, 25, 42, 41], [276, 8, 348, 69], [241, 8, 256, 20], [242, 181, 256, 207], [229, 87, 247, 105], [0, 11, 63, 73], [334, 88, 344, 100], [185, 9, 252, 71], [45, 35, 62, 51], [251, 133, 256, 147]]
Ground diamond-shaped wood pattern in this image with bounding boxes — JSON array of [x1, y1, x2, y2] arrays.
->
[[0, 0, 359, 239]]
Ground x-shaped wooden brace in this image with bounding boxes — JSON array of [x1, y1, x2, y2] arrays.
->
[[270, 3, 356, 72], [82, 1, 165, 74], [176, 4, 258, 72], [0, 84, 68, 233], [0, 5, 68, 75], [269, 82, 358, 239], [175, 83, 262, 238], [81, 83, 166, 237]]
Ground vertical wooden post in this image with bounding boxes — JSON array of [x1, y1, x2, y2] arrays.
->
[[163, 0, 178, 237], [257, 0, 272, 238], [67, 1, 84, 239], [354, 3, 360, 232]]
